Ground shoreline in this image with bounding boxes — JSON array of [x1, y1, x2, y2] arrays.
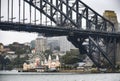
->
[[1, 69, 120, 74]]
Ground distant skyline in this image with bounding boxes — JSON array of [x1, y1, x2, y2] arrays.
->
[[0, 0, 120, 45]]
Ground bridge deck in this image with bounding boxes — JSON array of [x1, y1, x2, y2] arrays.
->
[[0, 21, 120, 38]]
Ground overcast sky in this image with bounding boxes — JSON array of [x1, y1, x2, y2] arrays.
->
[[0, 0, 120, 45]]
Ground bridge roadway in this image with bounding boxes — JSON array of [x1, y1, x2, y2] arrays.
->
[[0, 21, 120, 39]]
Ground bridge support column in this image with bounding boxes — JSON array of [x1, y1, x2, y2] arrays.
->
[[67, 35, 101, 68], [67, 35, 116, 69]]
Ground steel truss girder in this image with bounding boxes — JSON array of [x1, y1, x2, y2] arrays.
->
[[68, 35, 117, 68], [24, 0, 57, 23], [24, 0, 115, 32]]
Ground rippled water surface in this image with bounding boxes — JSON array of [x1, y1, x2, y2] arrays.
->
[[0, 71, 120, 81]]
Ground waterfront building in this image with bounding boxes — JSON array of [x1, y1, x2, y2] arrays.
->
[[23, 54, 61, 71], [43, 54, 61, 69]]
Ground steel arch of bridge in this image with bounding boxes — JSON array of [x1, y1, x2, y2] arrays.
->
[[24, 0, 115, 32], [0, 0, 120, 69]]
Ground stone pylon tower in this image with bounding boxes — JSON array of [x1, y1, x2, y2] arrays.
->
[[103, 10, 118, 31], [103, 10, 120, 65]]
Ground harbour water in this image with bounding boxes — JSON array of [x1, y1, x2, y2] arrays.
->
[[0, 70, 120, 81]]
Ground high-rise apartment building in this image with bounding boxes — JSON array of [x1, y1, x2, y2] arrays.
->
[[34, 34, 47, 61], [35, 34, 47, 53]]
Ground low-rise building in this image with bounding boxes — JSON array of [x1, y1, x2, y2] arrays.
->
[[23, 54, 61, 72], [44, 55, 61, 69]]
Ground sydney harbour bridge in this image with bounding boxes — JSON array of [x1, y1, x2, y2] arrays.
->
[[0, 0, 120, 69]]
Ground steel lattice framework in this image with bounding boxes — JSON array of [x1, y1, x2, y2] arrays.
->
[[0, 0, 120, 69]]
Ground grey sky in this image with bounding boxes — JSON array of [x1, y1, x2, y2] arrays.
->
[[0, 0, 120, 45]]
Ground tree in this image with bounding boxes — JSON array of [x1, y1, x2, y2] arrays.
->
[[12, 55, 28, 68], [0, 55, 4, 70], [4, 57, 12, 70], [9, 42, 31, 54], [44, 50, 53, 59], [61, 49, 86, 65], [0, 55, 12, 70]]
